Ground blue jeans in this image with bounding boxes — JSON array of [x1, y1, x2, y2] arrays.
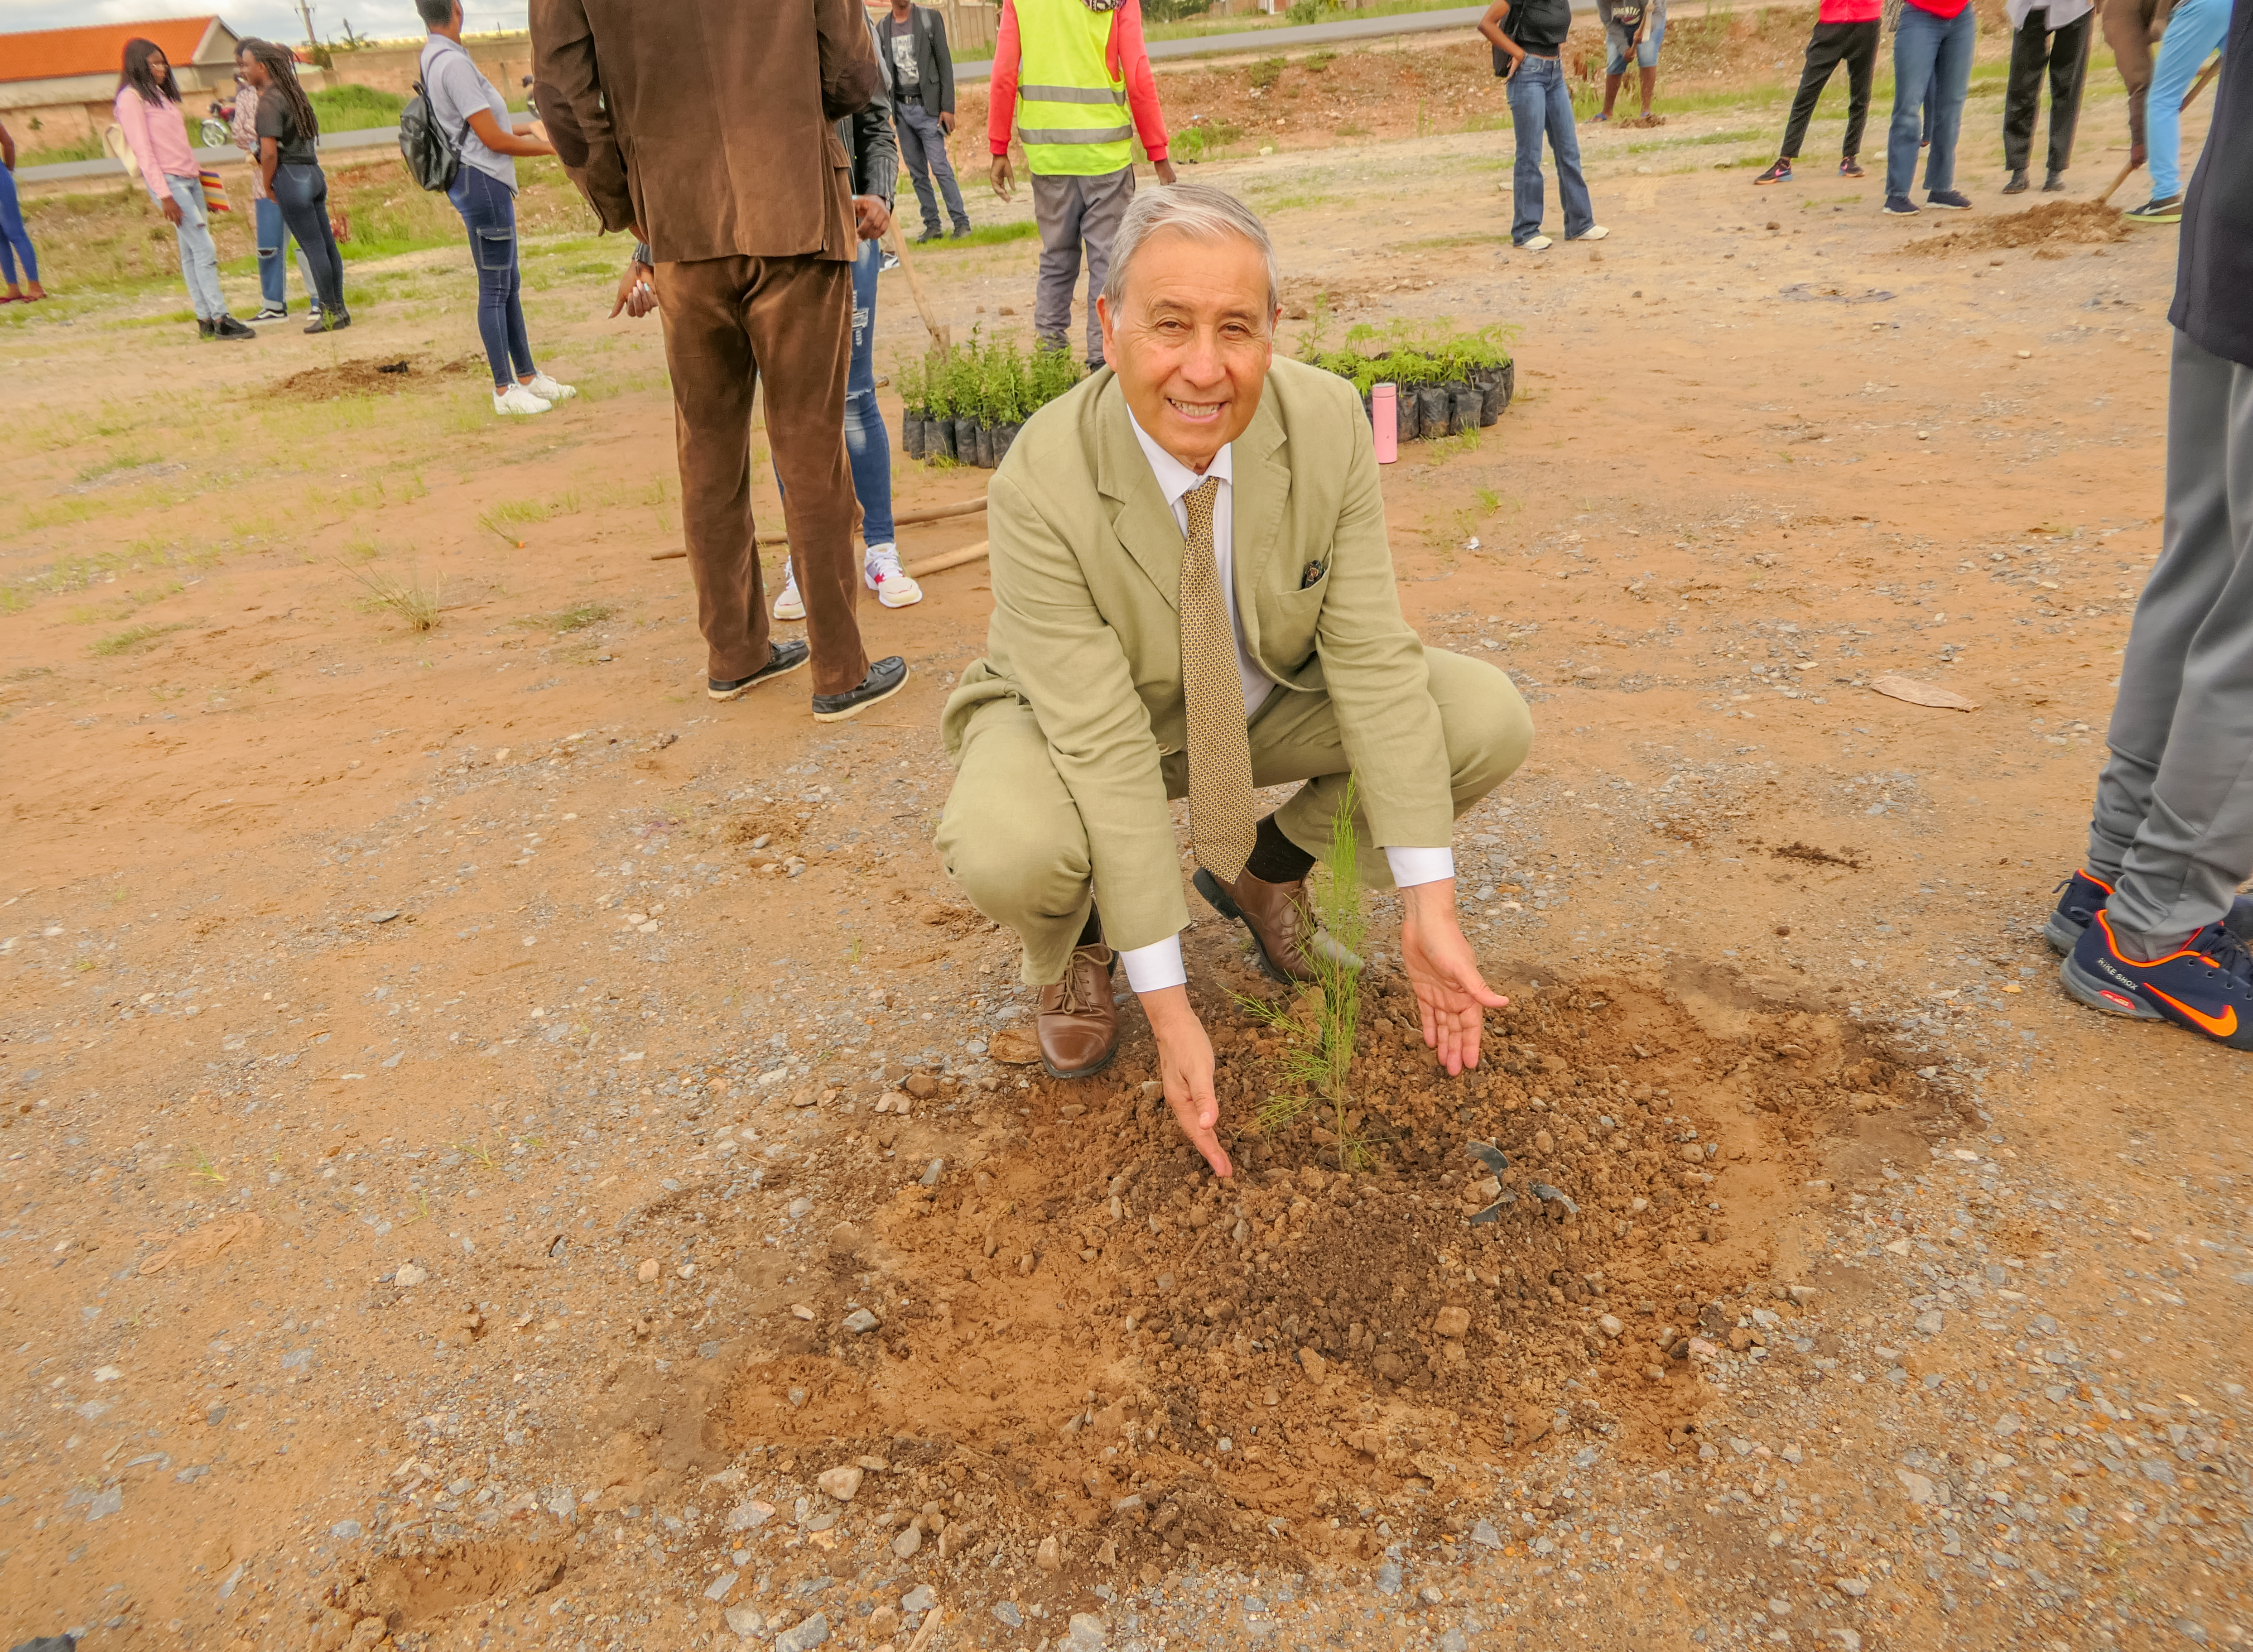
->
[[2148, 0, 2230, 198], [448, 164, 535, 390], [1607, 12, 1666, 73], [1506, 56, 1593, 244], [1886, 3, 1976, 198], [0, 163, 37, 287], [252, 193, 321, 312], [778, 240, 895, 549], [163, 174, 225, 321], [271, 163, 346, 315]]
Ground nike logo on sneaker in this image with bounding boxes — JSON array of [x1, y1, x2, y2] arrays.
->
[[2145, 989, 2239, 1039]]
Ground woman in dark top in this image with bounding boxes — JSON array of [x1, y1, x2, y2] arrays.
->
[[237, 39, 350, 333]]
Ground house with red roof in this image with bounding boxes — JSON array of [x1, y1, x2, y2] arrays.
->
[[0, 18, 243, 156]]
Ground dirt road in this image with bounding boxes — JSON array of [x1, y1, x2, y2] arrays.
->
[[2, 67, 2246, 1652]]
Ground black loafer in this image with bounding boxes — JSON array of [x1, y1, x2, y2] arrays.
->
[[212, 315, 257, 341], [708, 639, 810, 701], [810, 655, 909, 723]]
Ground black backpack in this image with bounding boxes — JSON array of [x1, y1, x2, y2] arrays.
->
[[399, 42, 463, 191], [1493, 0, 1572, 68]]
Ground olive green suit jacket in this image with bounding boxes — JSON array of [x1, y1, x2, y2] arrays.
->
[[939, 357, 1450, 954]]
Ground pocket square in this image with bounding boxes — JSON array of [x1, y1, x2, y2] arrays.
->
[[1299, 560, 1329, 589]]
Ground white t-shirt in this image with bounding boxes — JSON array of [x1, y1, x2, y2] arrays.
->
[[420, 36, 516, 192]]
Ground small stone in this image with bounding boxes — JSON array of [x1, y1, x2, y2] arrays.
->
[[1376, 1560, 1403, 1595], [394, 1263, 428, 1287], [1036, 1534, 1063, 1571], [724, 1606, 766, 1636], [817, 1465, 864, 1502], [790, 1302, 815, 1321], [1787, 1285, 1818, 1306], [773, 1614, 830, 1652], [1433, 1306, 1472, 1339], [992, 1602, 1025, 1628], [1914, 1309, 1945, 1336], [787, 1197, 814, 1219], [1112, 1493, 1146, 1515], [1470, 1518, 1502, 1548], [1418, 1584, 1445, 1604], [870, 1607, 901, 1641], [1598, 1314, 1625, 1338], [704, 1570, 739, 1602], [842, 1308, 882, 1335], [919, 1158, 945, 1187], [636, 1258, 660, 1282], [1066, 1612, 1107, 1651], [1833, 1577, 1869, 1598], [905, 1073, 939, 1099], [880, 1090, 911, 1114], [1299, 1347, 1327, 1382], [901, 1586, 937, 1614], [892, 1521, 924, 1559]]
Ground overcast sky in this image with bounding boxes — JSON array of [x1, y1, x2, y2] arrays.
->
[[0, 0, 530, 45]]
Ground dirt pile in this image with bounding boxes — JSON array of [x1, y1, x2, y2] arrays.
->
[[578, 971, 1950, 1599], [1901, 199, 2131, 257], [270, 352, 481, 401]]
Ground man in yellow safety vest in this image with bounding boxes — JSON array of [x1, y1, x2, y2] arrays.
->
[[988, 0, 1176, 369]]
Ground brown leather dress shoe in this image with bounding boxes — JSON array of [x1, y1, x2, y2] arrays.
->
[[1037, 942, 1119, 1079], [1193, 866, 1326, 983]]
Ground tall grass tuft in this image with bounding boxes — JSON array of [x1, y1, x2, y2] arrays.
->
[[348, 566, 443, 633]]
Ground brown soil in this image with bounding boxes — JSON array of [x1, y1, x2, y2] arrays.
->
[[1897, 198, 2133, 257], [270, 354, 483, 401]]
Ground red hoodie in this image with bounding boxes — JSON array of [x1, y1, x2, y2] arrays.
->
[[988, 0, 1170, 164], [1818, 0, 1883, 20]]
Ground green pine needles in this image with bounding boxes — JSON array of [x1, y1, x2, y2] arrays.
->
[[1241, 782, 1372, 1172]]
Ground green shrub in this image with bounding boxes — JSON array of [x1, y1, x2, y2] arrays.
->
[[897, 331, 1084, 425], [1298, 314, 1516, 394]]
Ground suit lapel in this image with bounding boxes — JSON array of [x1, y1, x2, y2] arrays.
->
[[1231, 387, 1290, 663], [1096, 379, 1184, 614]]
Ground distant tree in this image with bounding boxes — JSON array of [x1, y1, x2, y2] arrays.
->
[[1143, 0, 1216, 20]]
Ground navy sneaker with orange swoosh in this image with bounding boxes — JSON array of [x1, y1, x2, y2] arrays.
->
[[2060, 911, 2253, 1050], [2044, 868, 2253, 954]]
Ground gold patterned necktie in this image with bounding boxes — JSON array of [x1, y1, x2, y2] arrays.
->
[[1178, 476, 1256, 885]]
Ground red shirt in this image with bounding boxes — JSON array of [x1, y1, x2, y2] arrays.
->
[[988, 0, 1170, 163], [1819, 0, 1883, 21]]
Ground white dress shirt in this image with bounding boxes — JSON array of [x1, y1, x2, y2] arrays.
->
[[1113, 412, 1455, 994]]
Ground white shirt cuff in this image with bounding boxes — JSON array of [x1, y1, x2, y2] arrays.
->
[[1118, 935, 1188, 994], [1384, 846, 1456, 888]]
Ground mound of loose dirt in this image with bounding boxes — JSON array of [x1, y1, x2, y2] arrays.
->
[[607, 971, 1943, 1588], [1900, 200, 2130, 256], [270, 353, 481, 400]]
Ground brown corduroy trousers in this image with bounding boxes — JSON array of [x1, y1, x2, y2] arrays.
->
[[652, 253, 869, 697]]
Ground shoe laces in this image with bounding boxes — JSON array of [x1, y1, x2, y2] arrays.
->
[[867, 544, 904, 585], [1054, 953, 1103, 1015], [2191, 925, 2253, 990]]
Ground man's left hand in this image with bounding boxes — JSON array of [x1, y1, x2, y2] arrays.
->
[[1153, 157, 1177, 185], [853, 194, 891, 240], [1398, 881, 1509, 1075], [611, 258, 656, 319]]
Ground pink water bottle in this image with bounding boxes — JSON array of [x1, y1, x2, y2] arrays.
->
[[1372, 383, 1398, 465]]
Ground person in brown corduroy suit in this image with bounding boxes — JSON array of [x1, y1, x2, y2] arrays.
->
[[530, 0, 910, 721]]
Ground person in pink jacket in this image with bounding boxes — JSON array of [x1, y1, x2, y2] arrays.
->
[[114, 38, 255, 339], [1753, 0, 1882, 183]]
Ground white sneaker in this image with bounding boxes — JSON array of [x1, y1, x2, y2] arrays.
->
[[494, 384, 552, 416], [863, 543, 923, 609], [1518, 235, 1553, 251], [524, 371, 577, 402], [771, 564, 805, 621], [1569, 225, 1611, 242]]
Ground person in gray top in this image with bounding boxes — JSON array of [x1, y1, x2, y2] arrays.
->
[[883, 0, 972, 241], [1593, 0, 1667, 123], [417, 0, 579, 415]]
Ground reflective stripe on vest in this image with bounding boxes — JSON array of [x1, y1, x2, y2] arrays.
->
[[1011, 0, 1131, 176]]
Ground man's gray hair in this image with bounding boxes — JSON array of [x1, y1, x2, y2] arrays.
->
[[1101, 183, 1280, 321]]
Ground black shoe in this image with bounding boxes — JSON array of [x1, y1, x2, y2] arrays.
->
[[212, 315, 256, 340], [250, 304, 288, 322], [2042, 169, 2065, 192], [197, 317, 217, 339], [708, 639, 810, 701], [1883, 194, 1920, 216], [2002, 168, 2030, 194], [915, 227, 947, 244], [948, 225, 972, 239], [308, 308, 351, 334], [1928, 189, 1973, 210], [811, 655, 909, 723]]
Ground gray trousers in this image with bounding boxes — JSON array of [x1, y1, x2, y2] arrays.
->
[[2085, 330, 2253, 941], [1031, 166, 1135, 367], [895, 100, 971, 236]]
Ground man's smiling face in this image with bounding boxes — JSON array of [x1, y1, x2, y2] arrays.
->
[[1098, 228, 1277, 475]]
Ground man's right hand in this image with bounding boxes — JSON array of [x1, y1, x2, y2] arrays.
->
[[991, 153, 1014, 201], [159, 195, 183, 226], [1139, 985, 1232, 1181]]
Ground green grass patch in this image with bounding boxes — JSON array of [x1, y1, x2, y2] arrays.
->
[[90, 622, 188, 657], [516, 602, 616, 634], [909, 220, 1040, 250], [309, 85, 408, 133]]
